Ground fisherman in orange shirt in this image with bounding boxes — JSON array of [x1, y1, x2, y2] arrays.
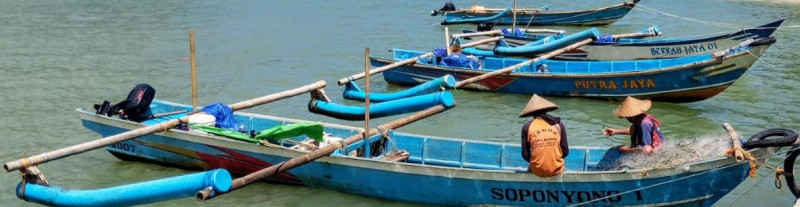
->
[[519, 94, 569, 177]]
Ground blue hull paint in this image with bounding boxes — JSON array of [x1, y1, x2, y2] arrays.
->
[[76, 100, 774, 206], [374, 38, 775, 103], [440, 1, 637, 26], [17, 169, 231, 207]]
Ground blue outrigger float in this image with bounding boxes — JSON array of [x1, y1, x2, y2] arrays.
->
[[70, 99, 789, 206], [432, 0, 639, 26], [462, 19, 784, 60], [371, 37, 776, 103]]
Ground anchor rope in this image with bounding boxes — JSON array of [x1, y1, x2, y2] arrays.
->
[[723, 147, 793, 207], [745, 50, 800, 81], [634, 4, 800, 29], [634, 4, 744, 29]]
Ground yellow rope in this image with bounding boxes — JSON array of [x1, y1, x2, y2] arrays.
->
[[725, 147, 757, 178], [724, 147, 786, 192], [775, 167, 784, 192]]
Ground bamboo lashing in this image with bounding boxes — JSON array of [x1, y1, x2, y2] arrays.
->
[[336, 37, 500, 86], [196, 105, 449, 201], [723, 123, 745, 161], [454, 38, 594, 88], [3, 81, 327, 173], [190, 30, 198, 112]]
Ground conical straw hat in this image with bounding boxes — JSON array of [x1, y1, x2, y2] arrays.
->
[[613, 96, 652, 118], [519, 94, 558, 117]]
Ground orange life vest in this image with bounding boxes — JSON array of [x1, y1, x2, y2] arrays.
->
[[526, 118, 564, 177]]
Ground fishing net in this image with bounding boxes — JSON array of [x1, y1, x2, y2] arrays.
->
[[599, 132, 735, 170]]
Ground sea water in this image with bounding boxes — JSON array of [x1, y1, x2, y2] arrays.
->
[[1, 0, 799, 206]]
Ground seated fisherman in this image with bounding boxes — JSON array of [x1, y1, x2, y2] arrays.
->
[[519, 94, 569, 177], [602, 96, 663, 155]]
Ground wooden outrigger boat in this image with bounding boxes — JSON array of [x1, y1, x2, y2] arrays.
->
[[432, 0, 639, 26], [72, 99, 789, 206], [371, 38, 776, 103], [461, 19, 785, 60]]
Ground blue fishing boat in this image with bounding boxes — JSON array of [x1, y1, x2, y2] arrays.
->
[[432, 0, 639, 26], [462, 19, 784, 60], [75, 99, 788, 206], [371, 38, 776, 103]]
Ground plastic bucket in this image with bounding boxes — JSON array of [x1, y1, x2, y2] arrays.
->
[[188, 114, 216, 134]]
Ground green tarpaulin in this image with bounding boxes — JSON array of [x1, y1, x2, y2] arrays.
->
[[255, 122, 323, 142], [190, 124, 257, 143], [190, 122, 323, 143]]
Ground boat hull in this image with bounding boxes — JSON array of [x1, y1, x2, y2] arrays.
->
[[78, 102, 775, 206], [494, 20, 784, 60], [441, 1, 637, 26], [374, 41, 772, 103]]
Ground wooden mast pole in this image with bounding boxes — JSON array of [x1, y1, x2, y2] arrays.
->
[[364, 48, 370, 143], [444, 27, 451, 55], [512, 0, 517, 30], [189, 29, 198, 112]]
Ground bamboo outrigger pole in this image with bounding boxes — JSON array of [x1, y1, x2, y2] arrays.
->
[[197, 104, 450, 201], [454, 38, 594, 88], [336, 36, 501, 85], [4, 81, 328, 173]]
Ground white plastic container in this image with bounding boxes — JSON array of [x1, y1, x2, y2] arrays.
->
[[188, 114, 216, 134]]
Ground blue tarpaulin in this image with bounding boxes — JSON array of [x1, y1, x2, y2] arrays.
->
[[200, 102, 237, 130]]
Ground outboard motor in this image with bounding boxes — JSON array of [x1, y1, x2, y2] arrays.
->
[[431, 1, 456, 16], [94, 84, 156, 122], [477, 22, 495, 32]]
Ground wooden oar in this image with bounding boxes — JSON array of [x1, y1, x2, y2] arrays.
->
[[196, 104, 449, 201], [3, 81, 327, 172], [454, 38, 594, 88], [336, 37, 501, 86]]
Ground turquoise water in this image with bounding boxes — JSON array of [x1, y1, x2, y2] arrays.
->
[[1, 0, 799, 206]]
